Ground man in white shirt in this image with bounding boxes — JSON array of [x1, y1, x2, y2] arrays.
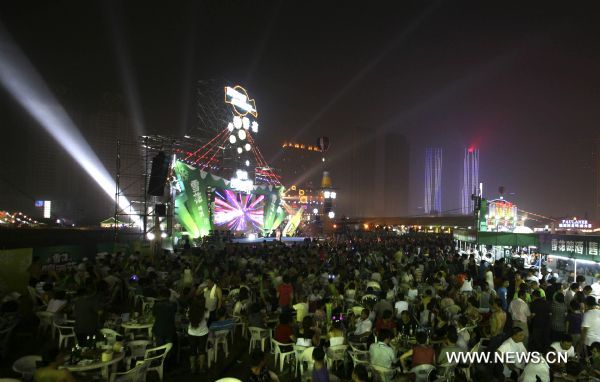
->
[[353, 309, 373, 338], [497, 327, 528, 378], [591, 278, 600, 301], [582, 297, 600, 350], [394, 293, 409, 319], [550, 335, 575, 358], [509, 290, 531, 346], [369, 329, 396, 368], [518, 351, 550, 382]]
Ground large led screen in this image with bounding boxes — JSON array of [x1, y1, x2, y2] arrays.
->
[[213, 189, 264, 231]]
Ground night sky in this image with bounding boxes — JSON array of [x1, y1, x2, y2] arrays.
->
[[1, 1, 599, 221]]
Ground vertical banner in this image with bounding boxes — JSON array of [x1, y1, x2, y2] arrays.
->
[[174, 161, 212, 238], [0, 248, 33, 298]]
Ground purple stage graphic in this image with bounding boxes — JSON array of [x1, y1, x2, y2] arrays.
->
[[213, 189, 264, 231]]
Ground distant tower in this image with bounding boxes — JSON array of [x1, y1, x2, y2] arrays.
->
[[424, 148, 442, 215], [461, 147, 480, 215]]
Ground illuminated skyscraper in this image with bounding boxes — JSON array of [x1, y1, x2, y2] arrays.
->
[[424, 148, 442, 215], [461, 147, 479, 215]]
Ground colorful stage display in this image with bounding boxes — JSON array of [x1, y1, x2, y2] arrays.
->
[[173, 160, 286, 238]]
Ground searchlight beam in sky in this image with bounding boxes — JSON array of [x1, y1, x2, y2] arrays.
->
[[0, 23, 140, 226]]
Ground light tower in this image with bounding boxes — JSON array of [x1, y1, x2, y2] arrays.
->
[[461, 147, 479, 215], [424, 148, 442, 215]]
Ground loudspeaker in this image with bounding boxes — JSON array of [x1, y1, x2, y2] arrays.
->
[[148, 152, 170, 196], [155, 204, 167, 216]]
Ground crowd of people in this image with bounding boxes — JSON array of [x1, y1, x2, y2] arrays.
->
[[2, 232, 600, 381]]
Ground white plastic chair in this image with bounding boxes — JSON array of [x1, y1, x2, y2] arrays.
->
[[100, 328, 123, 345], [36, 311, 54, 336], [141, 297, 156, 314], [410, 364, 435, 382], [248, 327, 269, 354], [349, 348, 369, 365], [207, 330, 230, 366], [370, 364, 395, 382], [298, 346, 317, 381], [326, 344, 348, 372], [140, 343, 172, 381], [53, 322, 77, 349], [114, 359, 150, 382], [12, 355, 41, 380], [271, 339, 295, 373], [125, 340, 151, 370], [232, 315, 248, 338]]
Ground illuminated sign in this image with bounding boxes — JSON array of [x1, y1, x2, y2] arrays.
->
[[558, 218, 592, 229], [225, 86, 257, 117], [230, 170, 254, 193], [35, 200, 44, 207]]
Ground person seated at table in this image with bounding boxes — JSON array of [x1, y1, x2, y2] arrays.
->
[[345, 282, 357, 302], [394, 292, 409, 319], [369, 329, 396, 369], [46, 290, 68, 315], [274, 313, 295, 350], [34, 348, 76, 382], [327, 319, 346, 346], [247, 349, 280, 382], [349, 308, 372, 342], [437, 327, 463, 365], [518, 346, 552, 382], [209, 307, 235, 332], [464, 296, 482, 323], [550, 334, 576, 359], [248, 302, 267, 328], [297, 315, 321, 346], [375, 309, 397, 336], [587, 341, 600, 378], [455, 316, 471, 350], [497, 327, 527, 379], [397, 310, 416, 336], [233, 287, 250, 316], [399, 331, 435, 371], [407, 281, 419, 302]]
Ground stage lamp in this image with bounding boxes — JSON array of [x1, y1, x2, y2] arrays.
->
[[328, 211, 335, 219], [227, 122, 234, 132], [229, 135, 237, 144], [245, 160, 250, 166], [330, 192, 336, 199], [238, 129, 247, 140], [242, 117, 250, 129], [248, 233, 257, 240], [160, 232, 167, 239], [324, 191, 331, 198], [147, 232, 155, 240], [237, 147, 243, 154], [313, 208, 318, 214], [244, 143, 251, 151], [233, 116, 242, 129], [251, 121, 258, 133]]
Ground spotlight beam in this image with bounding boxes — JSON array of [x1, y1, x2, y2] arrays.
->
[[0, 23, 140, 225]]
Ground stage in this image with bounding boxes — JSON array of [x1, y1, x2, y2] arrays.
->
[[230, 236, 309, 244]]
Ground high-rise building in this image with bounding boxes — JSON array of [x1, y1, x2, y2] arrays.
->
[[424, 148, 442, 215], [461, 147, 479, 215]]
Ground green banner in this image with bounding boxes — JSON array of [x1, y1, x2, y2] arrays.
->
[[539, 233, 600, 262]]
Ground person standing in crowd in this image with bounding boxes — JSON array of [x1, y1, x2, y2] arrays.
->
[[530, 289, 551, 352], [551, 292, 568, 341], [497, 327, 527, 379], [187, 299, 209, 373], [508, 289, 530, 346], [581, 296, 600, 354], [276, 275, 294, 311], [202, 276, 222, 324], [73, 286, 100, 345], [152, 288, 177, 345]]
